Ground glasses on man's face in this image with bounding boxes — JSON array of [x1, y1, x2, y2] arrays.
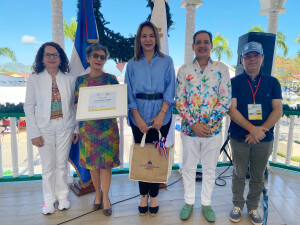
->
[[91, 53, 106, 61], [243, 53, 262, 60], [43, 53, 60, 58]]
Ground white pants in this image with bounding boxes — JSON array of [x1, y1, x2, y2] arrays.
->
[[38, 118, 73, 204], [181, 132, 222, 206]]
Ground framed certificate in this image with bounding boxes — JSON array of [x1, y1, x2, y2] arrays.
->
[[76, 84, 127, 121]]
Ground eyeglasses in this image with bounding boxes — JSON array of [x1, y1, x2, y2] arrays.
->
[[43, 53, 60, 58], [91, 53, 106, 61], [243, 53, 262, 60]]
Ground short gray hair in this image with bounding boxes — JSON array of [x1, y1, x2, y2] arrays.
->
[[86, 44, 110, 59]]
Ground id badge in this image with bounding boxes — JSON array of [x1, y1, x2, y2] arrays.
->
[[248, 104, 262, 120]]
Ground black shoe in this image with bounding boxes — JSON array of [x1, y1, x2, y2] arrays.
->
[[138, 206, 148, 215], [103, 199, 112, 216], [149, 206, 159, 216], [92, 190, 103, 210]]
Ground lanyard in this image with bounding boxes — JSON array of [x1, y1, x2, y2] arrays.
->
[[246, 76, 261, 104]]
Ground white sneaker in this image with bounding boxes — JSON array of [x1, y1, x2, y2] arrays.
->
[[42, 203, 55, 215], [58, 199, 70, 211]]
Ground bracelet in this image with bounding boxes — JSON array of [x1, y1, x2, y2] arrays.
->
[[247, 124, 254, 132], [160, 109, 166, 114]]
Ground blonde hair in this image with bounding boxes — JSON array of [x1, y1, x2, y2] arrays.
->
[[134, 21, 164, 61]]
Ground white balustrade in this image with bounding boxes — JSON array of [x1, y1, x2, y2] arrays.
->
[[222, 115, 230, 163], [2, 113, 300, 180], [119, 117, 124, 170], [26, 135, 34, 176], [272, 119, 281, 163], [0, 138, 3, 178], [285, 115, 295, 166], [9, 117, 19, 177]]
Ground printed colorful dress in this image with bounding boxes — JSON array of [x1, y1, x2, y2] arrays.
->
[[75, 73, 120, 170]]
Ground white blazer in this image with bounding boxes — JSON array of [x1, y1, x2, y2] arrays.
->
[[24, 70, 77, 139]]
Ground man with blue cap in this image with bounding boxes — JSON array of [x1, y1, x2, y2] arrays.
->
[[228, 41, 282, 225]]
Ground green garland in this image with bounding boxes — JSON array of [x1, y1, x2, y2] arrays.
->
[[77, 0, 173, 63]]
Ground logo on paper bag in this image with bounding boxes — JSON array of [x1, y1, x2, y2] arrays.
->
[[140, 160, 159, 170]]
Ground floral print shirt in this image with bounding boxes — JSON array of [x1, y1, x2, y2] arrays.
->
[[176, 58, 231, 137]]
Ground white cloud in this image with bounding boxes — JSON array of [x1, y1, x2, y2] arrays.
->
[[21, 35, 42, 44]]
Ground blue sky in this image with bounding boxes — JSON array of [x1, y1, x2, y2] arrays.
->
[[0, 0, 299, 76]]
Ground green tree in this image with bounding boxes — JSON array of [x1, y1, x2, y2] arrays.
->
[[76, 0, 173, 63], [295, 35, 300, 44], [0, 47, 16, 62], [64, 18, 77, 44], [85, 0, 135, 63], [248, 25, 288, 56], [212, 33, 232, 61], [275, 55, 300, 96], [296, 35, 300, 56]]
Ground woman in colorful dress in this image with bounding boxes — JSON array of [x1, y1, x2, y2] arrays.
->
[[24, 42, 78, 215], [125, 21, 175, 216], [75, 44, 120, 216]]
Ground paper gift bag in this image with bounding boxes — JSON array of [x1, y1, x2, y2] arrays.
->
[[129, 130, 173, 183]]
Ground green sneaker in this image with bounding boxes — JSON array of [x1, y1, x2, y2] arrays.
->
[[180, 204, 193, 220], [202, 205, 216, 222]]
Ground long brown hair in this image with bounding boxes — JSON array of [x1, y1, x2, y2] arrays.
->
[[134, 21, 164, 61]]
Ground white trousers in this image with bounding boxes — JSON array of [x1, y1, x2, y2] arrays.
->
[[181, 132, 222, 206], [38, 118, 73, 204]]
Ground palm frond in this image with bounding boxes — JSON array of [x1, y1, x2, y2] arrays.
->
[[0, 47, 16, 62]]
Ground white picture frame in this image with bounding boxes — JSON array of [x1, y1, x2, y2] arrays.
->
[[76, 84, 127, 121]]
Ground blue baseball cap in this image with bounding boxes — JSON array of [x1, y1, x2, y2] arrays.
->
[[241, 41, 264, 56]]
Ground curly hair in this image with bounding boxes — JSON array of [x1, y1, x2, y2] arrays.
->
[[86, 43, 110, 59], [32, 42, 70, 74]]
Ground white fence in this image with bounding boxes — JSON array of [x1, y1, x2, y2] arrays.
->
[[0, 114, 299, 179]]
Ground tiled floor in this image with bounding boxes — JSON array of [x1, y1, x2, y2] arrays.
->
[[0, 167, 300, 225]]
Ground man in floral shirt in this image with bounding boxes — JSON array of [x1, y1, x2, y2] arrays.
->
[[176, 30, 231, 222]]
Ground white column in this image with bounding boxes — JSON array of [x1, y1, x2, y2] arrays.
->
[[10, 117, 19, 177], [51, 0, 65, 49], [26, 135, 34, 176], [285, 115, 294, 166], [272, 120, 281, 163], [268, 10, 279, 76], [259, 0, 287, 76], [181, 0, 203, 64]]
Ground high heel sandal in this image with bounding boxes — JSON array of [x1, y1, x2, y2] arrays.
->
[[92, 190, 103, 210], [138, 195, 149, 216]]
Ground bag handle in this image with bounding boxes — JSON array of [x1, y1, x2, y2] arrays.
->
[[140, 126, 162, 147]]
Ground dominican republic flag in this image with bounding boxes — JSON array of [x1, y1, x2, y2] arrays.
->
[[69, 0, 99, 77], [150, 0, 174, 148], [68, 0, 99, 187]]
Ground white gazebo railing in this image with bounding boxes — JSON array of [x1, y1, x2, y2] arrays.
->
[[1, 111, 300, 180]]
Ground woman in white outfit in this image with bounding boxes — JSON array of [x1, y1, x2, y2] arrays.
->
[[24, 42, 78, 215]]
